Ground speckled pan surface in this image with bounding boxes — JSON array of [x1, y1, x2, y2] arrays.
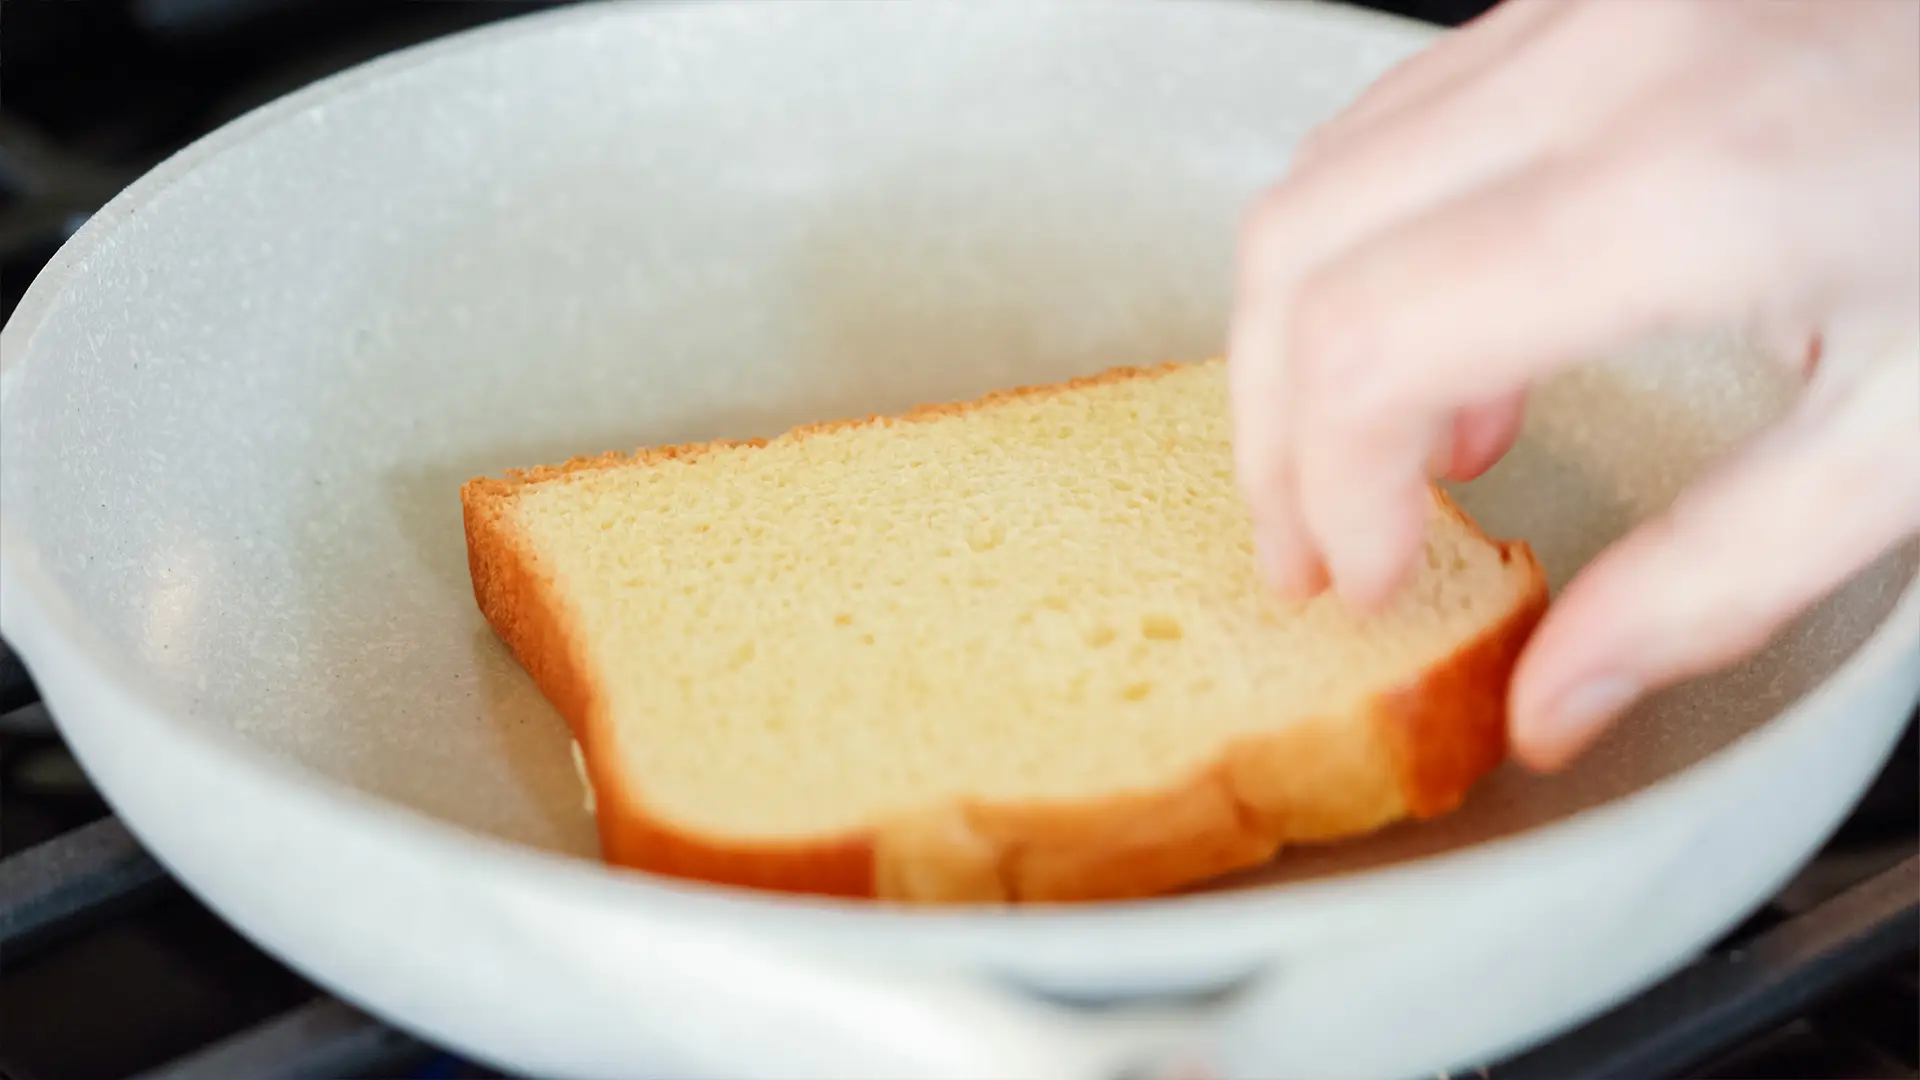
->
[[1, 2, 1915, 1079]]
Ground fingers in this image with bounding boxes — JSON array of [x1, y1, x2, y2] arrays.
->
[[1226, 0, 1920, 776], [1510, 340, 1920, 771], [1294, 411, 1437, 610], [1229, 240, 1326, 599], [1284, 140, 1779, 607], [1444, 391, 1529, 482], [1230, 8, 1651, 603]]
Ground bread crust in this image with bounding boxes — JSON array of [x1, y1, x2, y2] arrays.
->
[[461, 361, 1549, 905]]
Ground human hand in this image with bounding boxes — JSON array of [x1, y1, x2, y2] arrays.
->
[[1228, 0, 1920, 771]]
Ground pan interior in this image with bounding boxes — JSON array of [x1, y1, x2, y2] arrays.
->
[[2, 0, 1910, 890]]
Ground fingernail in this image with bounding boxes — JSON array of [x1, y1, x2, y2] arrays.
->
[[1546, 675, 1640, 744]]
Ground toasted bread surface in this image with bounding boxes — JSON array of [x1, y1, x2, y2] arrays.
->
[[462, 360, 1547, 904]]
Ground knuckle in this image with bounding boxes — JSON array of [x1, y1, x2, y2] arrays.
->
[[1294, 121, 1337, 165], [1238, 185, 1286, 242], [1552, 144, 1662, 222], [1293, 111, 1364, 170], [1236, 185, 1298, 274], [1586, 0, 1706, 50], [1288, 268, 1379, 405]]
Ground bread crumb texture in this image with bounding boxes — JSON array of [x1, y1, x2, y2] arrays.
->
[[464, 359, 1546, 903]]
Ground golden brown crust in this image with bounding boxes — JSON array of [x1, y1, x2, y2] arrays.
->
[[1378, 490, 1548, 820], [460, 360, 1549, 905]]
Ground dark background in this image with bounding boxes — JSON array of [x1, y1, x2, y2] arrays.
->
[[0, 0, 1495, 322]]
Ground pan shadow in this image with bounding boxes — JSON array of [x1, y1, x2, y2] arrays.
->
[[468, 624, 600, 859], [372, 455, 607, 858], [260, 452, 599, 858]]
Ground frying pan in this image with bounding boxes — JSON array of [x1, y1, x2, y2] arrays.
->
[[2, 2, 1915, 1078]]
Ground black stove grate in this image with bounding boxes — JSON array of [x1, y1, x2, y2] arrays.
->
[[2, 635, 1915, 1080], [0, 646, 486, 1080]]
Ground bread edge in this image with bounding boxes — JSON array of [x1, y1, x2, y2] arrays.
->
[[460, 360, 1549, 905]]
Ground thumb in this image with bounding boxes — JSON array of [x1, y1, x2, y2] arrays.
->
[[1509, 340, 1920, 772]]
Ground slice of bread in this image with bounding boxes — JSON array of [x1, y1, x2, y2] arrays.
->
[[462, 359, 1547, 904]]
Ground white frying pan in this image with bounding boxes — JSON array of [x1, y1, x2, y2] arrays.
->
[[2, 3, 1914, 1078]]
